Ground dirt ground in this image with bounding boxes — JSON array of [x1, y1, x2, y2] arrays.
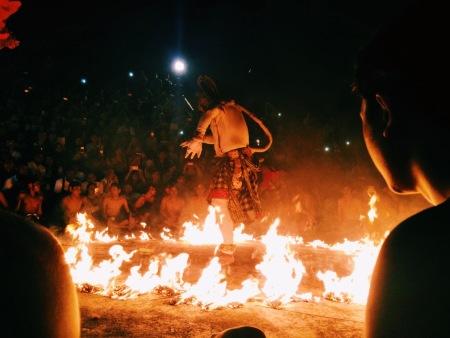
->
[[79, 291, 364, 337], [71, 240, 366, 338]]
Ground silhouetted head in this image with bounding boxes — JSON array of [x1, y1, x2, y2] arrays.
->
[[196, 75, 220, 112], [353, 0, 448, 123]]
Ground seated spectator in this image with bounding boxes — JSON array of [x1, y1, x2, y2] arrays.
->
[[167, 143, 182, 165], [337, 185, 365, 231], [2, 160, 32, 208], [101, 168, 120, 196], [174, 173, 188, 200], [0, 190, 9, 209], [53, 166, 77, 195], [41, 153, 59, 197], [85, 182, 103, 222], [102, 182, 137, 237], [105, 146, 128, 179], [32, 130, 51, 155], [134, 185, 158, 231], [121, 182, 139, 214], [147, 168, 163, 193], [0, 157, 16, 187], [144, 132, 158, 159], [159, 182, 186, 237], [81, 171, 103, 195], [27, 152, 46, 181], [15, 180, 44, 223], [123, 165, 146, 194], [60, 180, 93, 228], [182, 159, 203, 191], [127, 142, 146, 169], [180, 182, 210, 224], [85, 133, 102, 158], [5, 139, 22, 161], [52, 141, 70, 166], [289, 183, 320, 235], [154, 146, 173, 173], [142, 159, 156, 181], [161, 163, 179, 188]]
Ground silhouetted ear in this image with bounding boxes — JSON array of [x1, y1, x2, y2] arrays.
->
[[375, 93, 393, 137]]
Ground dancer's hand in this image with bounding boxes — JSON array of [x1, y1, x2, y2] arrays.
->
[[180, 138, 203, 159]]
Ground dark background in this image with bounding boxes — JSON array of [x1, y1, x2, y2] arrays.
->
[[1, 0, 416, 155]]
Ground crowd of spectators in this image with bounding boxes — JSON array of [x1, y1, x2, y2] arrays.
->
[[0, 70, 430, 242], [0, 72, 214, 237]]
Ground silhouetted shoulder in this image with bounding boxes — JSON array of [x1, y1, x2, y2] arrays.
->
[[211, 325, 266, 338], [366, 198, 450, 337], [387, 198, 450, 245], [1, 210, 80, 337]]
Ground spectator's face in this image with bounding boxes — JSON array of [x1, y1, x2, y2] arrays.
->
[[152, 171, 161, 181], [18, 165, 29, 175], [168, 186, 178, 196], [159, 152, 167, 161], [145, 186, 156, 197], [110, 186, 120, 196], [67, 170, 76, 179], [70, 186, 81, 196], [123, 185, 133, 194], [45, 156, 54, 165], [360, 98, 400, 192], [185, 165, 196, 175], [32, 183, 41, 192], [3, 160, 14, 171]]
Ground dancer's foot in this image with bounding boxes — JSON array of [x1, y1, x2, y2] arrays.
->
[[217, 243, 236, 266], [218, 251, 235, 265]]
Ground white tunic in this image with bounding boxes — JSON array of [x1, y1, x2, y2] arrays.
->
[[196, 101, 249, 156]]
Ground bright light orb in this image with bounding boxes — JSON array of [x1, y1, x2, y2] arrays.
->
[[172, 59, 186, 75]]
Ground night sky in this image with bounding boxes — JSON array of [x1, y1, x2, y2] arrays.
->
[[2, 0, 416, 141]]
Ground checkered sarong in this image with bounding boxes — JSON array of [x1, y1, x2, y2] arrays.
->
[[209, 149, 262, 225]]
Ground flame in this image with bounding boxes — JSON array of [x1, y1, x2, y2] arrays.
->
[[317, 237, 380, 304], [180, 206, 223, 244], [177, 257, 261, 309], [368, 193, 379, 222], [63, 199, 385, 309], [256, 219, 306, 304], [118, 253, 189, 300]]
